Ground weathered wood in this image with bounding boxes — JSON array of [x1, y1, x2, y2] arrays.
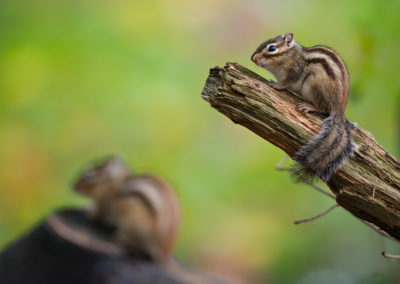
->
[[201, 62, 400, 241]]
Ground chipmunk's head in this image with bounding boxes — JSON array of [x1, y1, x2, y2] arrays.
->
[[251, 33, 297, 70], [74, 156, 132, 200]]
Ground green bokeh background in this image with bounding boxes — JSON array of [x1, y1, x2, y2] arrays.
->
[[1, 0, 399, 283]]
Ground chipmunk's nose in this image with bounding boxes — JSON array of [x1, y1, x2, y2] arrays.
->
[[251, 53, 257, 63]]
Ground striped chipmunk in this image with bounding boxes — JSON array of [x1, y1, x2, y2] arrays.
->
[[74, 157, 180, 264], [251, 33, 355, 182], [74, 158, 230, 283]]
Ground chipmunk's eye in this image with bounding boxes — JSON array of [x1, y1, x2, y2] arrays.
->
[[268, 45, 277, 52]]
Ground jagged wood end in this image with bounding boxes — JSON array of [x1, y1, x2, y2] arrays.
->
[[201, 62, 400, 241]]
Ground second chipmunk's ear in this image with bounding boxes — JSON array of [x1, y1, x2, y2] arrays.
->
[[284, 32, 294, 47]]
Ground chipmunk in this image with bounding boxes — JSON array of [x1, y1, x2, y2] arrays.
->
[[74, 157, 180, 264], [73, 158, 230, 283], [251, 32, 355, 182]]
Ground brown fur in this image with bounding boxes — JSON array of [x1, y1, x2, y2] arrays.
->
[[251, 33, 348, 116], [74, 158, 180, 264], [118, 174, 180, 264]]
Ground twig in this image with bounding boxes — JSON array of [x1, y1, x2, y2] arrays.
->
[[303, 181, 336, 200], [294, 204, 339, 225], [275, 154, 291, 171], [275, 154, 338, 224], [382, 252, 400, 259]]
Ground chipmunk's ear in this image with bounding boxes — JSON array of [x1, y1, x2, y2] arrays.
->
[[284, 32, 294, 47]]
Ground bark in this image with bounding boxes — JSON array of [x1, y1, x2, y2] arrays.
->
[[201, 62, 400, 241]]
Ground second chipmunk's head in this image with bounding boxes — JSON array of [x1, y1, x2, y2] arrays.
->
[[74, 156, 132, 200], [251, 32, 298, 70]]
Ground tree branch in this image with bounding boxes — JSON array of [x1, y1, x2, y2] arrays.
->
[[201, 62, 400, 241]]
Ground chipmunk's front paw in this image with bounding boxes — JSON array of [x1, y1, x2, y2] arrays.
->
[[268, 81, 287, 91], [296, 102, 316, 114]]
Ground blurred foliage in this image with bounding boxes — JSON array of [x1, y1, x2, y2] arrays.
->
[[1, 0, 400, 283]]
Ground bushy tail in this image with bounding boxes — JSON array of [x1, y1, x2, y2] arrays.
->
[[293, 115, 355, 182]]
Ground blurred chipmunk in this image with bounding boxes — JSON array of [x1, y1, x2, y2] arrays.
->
[[74, 157, 180, 264], [74, 158, 230, 283]]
